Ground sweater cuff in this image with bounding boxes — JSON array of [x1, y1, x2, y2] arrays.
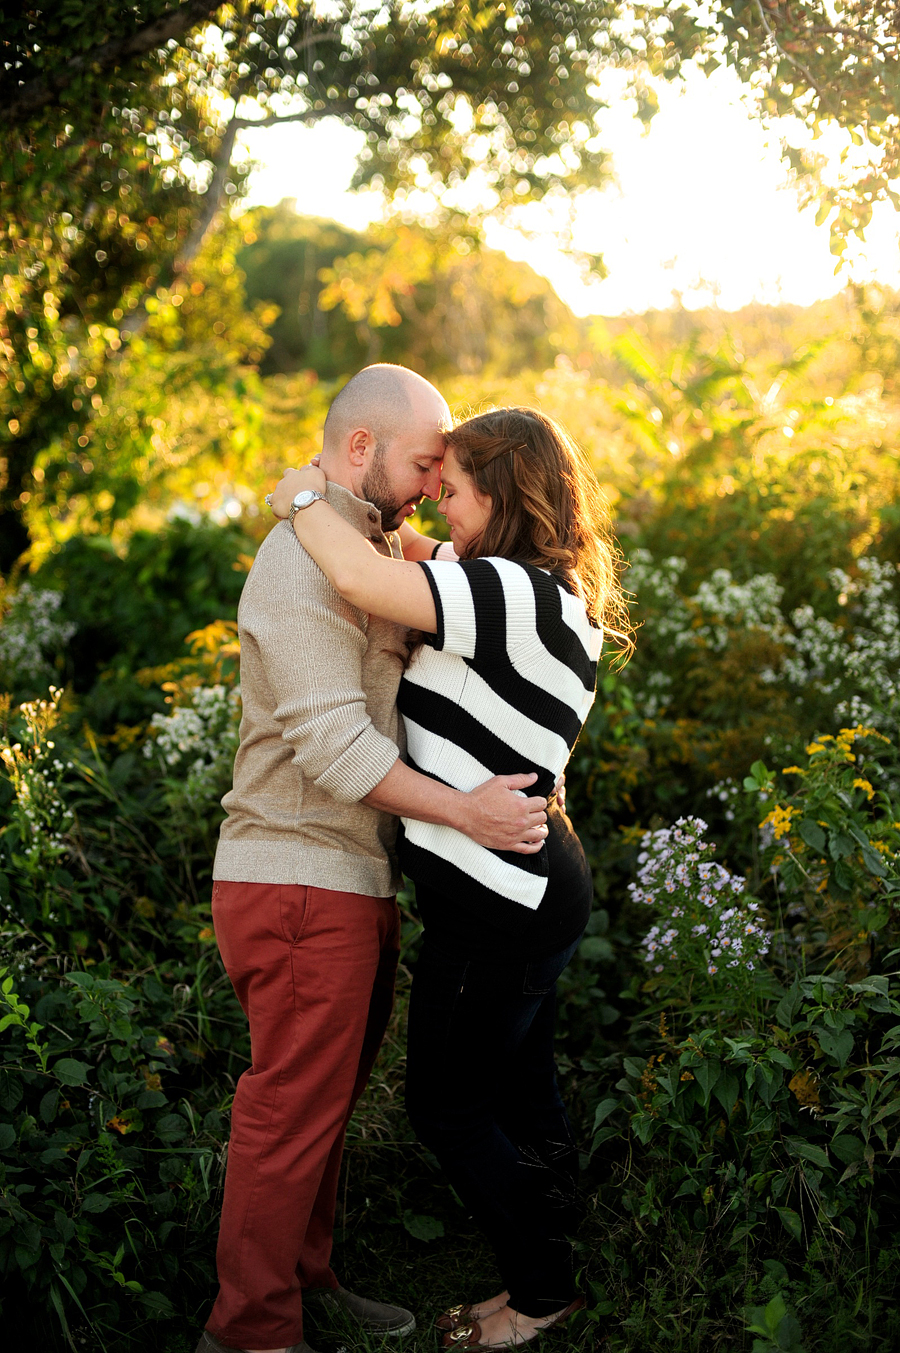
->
[[314, 724, 400, 803]]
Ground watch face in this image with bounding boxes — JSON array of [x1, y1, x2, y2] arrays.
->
[[292, 490, 318, 509]]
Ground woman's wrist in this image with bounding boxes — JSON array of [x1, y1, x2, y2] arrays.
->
[[268, 464, 328, 519]]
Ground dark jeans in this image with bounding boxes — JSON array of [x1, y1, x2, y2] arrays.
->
[[405, 932, 582, 1319]]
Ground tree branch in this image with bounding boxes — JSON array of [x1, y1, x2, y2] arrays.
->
[[120, 94, 372, 336], [0, 0, 220, 120], [753, 0, 829, 108]]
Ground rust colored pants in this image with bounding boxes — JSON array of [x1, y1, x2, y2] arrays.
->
[[205, 880, 400, 1350]]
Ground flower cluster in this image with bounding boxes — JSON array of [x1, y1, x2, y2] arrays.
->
[[144, 682, 241, 806], [625, 550, 900, 730], [690, 568, 785, 653], [629, 816, 770, 983], [706, 776, 741, 822], [0, 584, 76, 692], [0, 688, 74, 885]]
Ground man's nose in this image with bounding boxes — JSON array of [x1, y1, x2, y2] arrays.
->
[[422, 464, 442, 500]]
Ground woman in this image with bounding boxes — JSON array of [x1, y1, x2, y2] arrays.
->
[[269, 407, 632, 1350]]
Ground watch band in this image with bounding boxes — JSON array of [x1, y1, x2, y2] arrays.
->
[[288, 489, 326, 525]]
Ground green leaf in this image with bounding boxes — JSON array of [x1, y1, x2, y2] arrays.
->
[[713, 1072, 739, 1117], [579, 936, 614, 962], [591, 1125, 619, 1154], [65, 972, 95, 989], [861, 845, 887, 878], [785, 1136, 831, 1170], [798, 819, 826, 853], [829, 831, 856, 860], [53, 1058, 92, 1086], [815, 1026, 853, 1067], [39, 1089, 59, 1124], [694, 1058, 721, 1106], [849, 975, 889, 997], [766, 1048, 795, 1070], [776, 1206, 803, 1241], [0, 1123, 16, 1151], [81, 1193, 111, 1213], [138, 1291, 175, 1319], [137, 1090, 167, 1109], [402, 1211, 444, 1241], [776, 983, 802, 1029], [591, 1097, 619, 1132], [156, 1113, 189, 1140], [832, 859, 855, 892], [831, 1134, 865, 1164]]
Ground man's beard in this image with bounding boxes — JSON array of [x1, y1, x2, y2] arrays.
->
[[361, 446, 412, 531]]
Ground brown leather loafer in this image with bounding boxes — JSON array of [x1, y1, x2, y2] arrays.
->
[[436, 1302, 475, 1332], [440, 1297, 585, 1350]]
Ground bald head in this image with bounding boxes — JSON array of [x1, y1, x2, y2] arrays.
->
[[323, 364, 448, 456], [319, 364, 450, 529]]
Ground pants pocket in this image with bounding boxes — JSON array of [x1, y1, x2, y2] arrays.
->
[[522, 935, 581, 995], [279, 884, 311, 945]]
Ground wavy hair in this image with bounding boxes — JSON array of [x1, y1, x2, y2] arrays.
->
[[446, 407, 634, 661]]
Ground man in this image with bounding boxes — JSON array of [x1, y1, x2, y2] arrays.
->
[[198, 365, 548, 1353]]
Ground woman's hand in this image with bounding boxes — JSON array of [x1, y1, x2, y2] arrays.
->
[[268, 464, 327, 519]]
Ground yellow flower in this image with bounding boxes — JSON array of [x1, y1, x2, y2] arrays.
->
[[852, 778, 875, 800], [782, 766, 806, 775], [760, 804, 795, 838], [805, 742, 825, 755]]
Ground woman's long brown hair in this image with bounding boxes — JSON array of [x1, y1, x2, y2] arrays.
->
[[447, 407, 634, 661]]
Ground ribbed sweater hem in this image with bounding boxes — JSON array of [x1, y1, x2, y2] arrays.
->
[[213, 839, 398, 896]]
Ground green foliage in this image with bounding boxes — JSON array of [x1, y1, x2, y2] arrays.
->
[[0, 961, 232, 1344], [753, 728, 900, 976], [241, 206, 584, 380], [5, 229, 900, 1345], [29, 517, 251, 726], [0, 0, 635, 564]]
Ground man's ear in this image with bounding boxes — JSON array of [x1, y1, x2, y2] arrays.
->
[[348, 428, 374, 466]]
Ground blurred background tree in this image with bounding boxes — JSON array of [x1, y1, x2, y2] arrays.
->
[[3, 1, 898, 570]]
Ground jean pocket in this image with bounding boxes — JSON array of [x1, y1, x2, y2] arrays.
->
[[522, 935, 582, 995], [279, 884, 311, 945]]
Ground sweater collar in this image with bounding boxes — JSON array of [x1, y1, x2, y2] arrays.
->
[[325, 482, 390, 544]]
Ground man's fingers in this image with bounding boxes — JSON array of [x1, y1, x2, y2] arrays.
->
[[504, 772, 538, 791]]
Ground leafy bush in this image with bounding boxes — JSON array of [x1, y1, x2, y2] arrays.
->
[[0, 962, 231, 1344], [27, 519, 252, 728]]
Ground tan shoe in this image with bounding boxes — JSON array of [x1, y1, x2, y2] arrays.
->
[[306, 1284, 416, 1336], [194, 1331, 319, 1353]]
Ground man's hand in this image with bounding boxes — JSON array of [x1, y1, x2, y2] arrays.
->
[[363, 762, 547, 853], [457, 773, 548, 854], [269, 464, 328, 518]]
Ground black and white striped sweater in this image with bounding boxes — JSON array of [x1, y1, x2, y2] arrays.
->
[[397, 556, 602, 911]]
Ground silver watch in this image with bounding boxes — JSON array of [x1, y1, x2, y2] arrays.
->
[[288, 488, 326, 524]]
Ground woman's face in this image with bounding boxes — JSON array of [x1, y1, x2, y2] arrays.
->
[[438, 445, 492, 555]]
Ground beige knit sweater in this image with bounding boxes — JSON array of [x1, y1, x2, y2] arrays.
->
[[213, 483, 408, 896]]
